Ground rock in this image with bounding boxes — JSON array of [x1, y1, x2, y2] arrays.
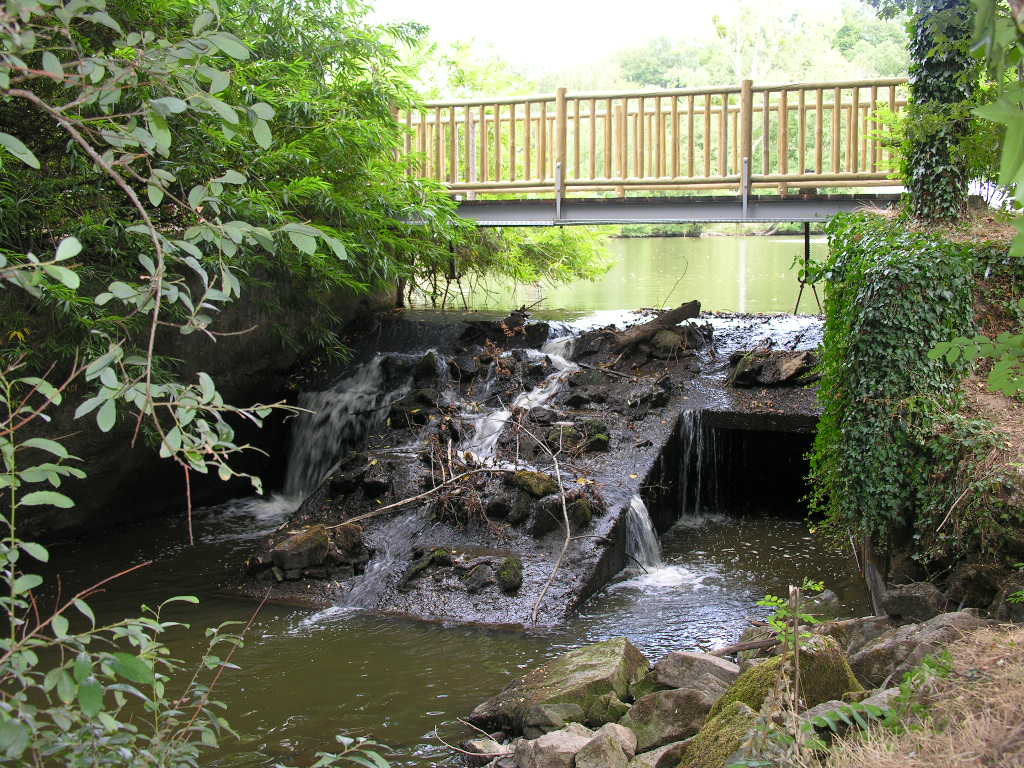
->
[[627, 385, 670, 411], [619, 687, 719, 751], [813, 615, 894, 656], [463, 564, 495, 594], [462, 738, 511, 767], [522, 703, 586, 739], [513, 723, 593, 768], [881, 582, 948, 623], [653, 652, 739, 691], [629, 670, 669, 700], [681, 701, 758, 768], [529, 495, 566, 537], [849, 610, 992, 688], [574, 723, 637, 768], [626, 740, 691, 768], [568, 496, 598, 528], [398, 548, 451, 590], [449, 354, 480, 381], [485, 497, 512, 519], [946, 563, 1006, 609], [510, 470, 559, 498], [496, 557, 523, 594], [414, 350, 442, 386], [388, 388, 438, 427], [804, 589, 845, 621], [710, 635, 862, 717], [328, 463, 368, 496], [361, 460, 392, 497], [734, 624, 777, 665], [468, 637, 649, 736], [727, 349, 818, 387], [585, 691, 631, 725], [861, 687, 900, 710], [989, 571, 1024, 622], [650, 329, 687, 359], [270, 525, 329, 574], [801, 699, 848, 728]]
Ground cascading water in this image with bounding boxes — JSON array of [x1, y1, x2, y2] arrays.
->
[[284, 356, 413, 500], [679, 409, 718, 516], [457, 342, 578, 464], [624, 495, 662, 570]]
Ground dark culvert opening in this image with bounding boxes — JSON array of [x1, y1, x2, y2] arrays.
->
[[645, 409, 815, 531]]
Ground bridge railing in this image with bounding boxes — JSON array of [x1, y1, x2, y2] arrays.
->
[[397, 78, 907, 196]]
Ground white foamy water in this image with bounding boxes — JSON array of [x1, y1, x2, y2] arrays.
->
[[624, 495, 662, 571], [612, 565, 705, 590]]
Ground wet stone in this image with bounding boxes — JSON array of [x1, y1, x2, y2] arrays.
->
[[464, 564, 495, 594]]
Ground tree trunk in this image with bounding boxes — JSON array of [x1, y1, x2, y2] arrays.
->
[[611, 300, 700, 352]]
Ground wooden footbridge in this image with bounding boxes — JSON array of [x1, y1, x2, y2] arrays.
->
[[397, 78, 906, 225]]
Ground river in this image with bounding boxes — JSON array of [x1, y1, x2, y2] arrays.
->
[[43, 235, 859, 767], [412, 234, 827, 315]]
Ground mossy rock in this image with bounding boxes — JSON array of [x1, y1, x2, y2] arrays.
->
[[398, 548, 451, 590], [497, 557, 523, 594], [569, 496, 598, 528], [709, 635, 862, 717], [511, 470, 559, 498], [469, 637, 650, 736], [679, 701, 757, 768], [629, 669, 670, 700], [585, 690, 631, 726]]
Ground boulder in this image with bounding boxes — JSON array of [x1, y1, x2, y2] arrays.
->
[[849, 610, 991, 688], [462, 738, 512, 767], [513, 723, 593, 768], [881, 582, 948, 623], [523, 703, 586, 739], [618, 687, 719, 751], [813, 615, 894, 657], [270, 525, 329, 574], [945, 563, 1006, 609], [861, 687, 900, 710], [989, 572, 1024, 622], [585, 691, 631, 725], [463, 564, 495, 594], [468, 637, 649, 736], [625, 740, 691, 768], [803, 589, 845, 621], [682, 702, 758, 768], [727, 349, 817, 387], [529, 495, 566, 538], [652, 652, 739, 691], [574, 723, 637, 768], [510, 470, 559, 498], [710, 635, 862, 717], [388, 388, 438, 427], [496, 557, 523, 594]]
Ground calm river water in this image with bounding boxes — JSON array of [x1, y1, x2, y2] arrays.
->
[[413, 235, 827, 314]]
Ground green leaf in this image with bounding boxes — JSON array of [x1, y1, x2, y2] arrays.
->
[[73, 598, 95, 625], [52, 614, 69, 638], [151, 96, 188, 114], [209, 31, 250, 60], [213, 169, 246, 185], [96, 399, 116, 433], [55, 237, 82, 261], [12, 574, 43, 594], [207, 98, 238, 125], [42, 264, 80, 289], [0, 132, 40, 169], [21, 437, 69, 458], [0, 720, 29, 758], [288, 230, 316, 255], [111, 652, 155, 684], [57, 670, 77, 704], [20, 490, 74, 508], [252, 118, 272, 149], [148, 184, 164, 207], [193, 11, 215, 34], [41, 51, 63, 80], [20, 542, 49, 562], [77, 679, 104, 717], [250, 101, 275, 120]]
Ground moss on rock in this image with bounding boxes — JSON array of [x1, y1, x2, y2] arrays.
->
[[680, 701, 757, 768], [497, 557, 523, 593], [512, 470, 559, 498], [710, 635, 862, 717]]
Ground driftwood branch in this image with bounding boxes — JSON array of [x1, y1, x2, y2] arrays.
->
[[709, 637, 780, 657], [611, 300, 700, 352]]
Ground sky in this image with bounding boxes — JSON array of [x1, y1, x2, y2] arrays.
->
[[368, 0, 849, 76]]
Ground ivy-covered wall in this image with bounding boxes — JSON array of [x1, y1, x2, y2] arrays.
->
[[809, 213, 1010, 575]]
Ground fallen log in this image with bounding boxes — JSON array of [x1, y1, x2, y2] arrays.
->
[[611, 300, 700, 352], [709, 636, 780, 657]]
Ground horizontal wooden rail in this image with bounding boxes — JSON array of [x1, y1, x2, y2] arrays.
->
[[397, 77, 908, 197]]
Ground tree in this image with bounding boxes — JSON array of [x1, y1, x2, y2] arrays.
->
[[871, 0, 981, 221]]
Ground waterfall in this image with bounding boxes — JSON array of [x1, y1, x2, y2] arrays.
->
[[679, 409, 718, 516], [624, 495, 662, 570], [457, 347, 578, 464], [343, 512, 423, 608], [283, 356, 412, 500]]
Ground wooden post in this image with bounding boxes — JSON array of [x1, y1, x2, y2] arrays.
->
[[479, 104, 487, 182], [777, 89, 788, 194], [555, 87, 567, 193], [466, 109, 476, 196], [671, 95, 680, 178], [494, 103, 501, 181], [815, 88, 823, 174], [740, 80, 753, 196], [832, 87, 841, 173], [524, 101, 532, 180], [539, 100, 547, 181], [719, 93, 728, 177], [510, 104, 517, 181], [762, 91, 771, 174], [615, 102, 626, 196], [448, 106, 456, 183], [604, 97, 613, 178], [798, 89, 806, 175]]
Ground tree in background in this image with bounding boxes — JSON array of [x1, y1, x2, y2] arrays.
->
[[872, 0, 981, 221]]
